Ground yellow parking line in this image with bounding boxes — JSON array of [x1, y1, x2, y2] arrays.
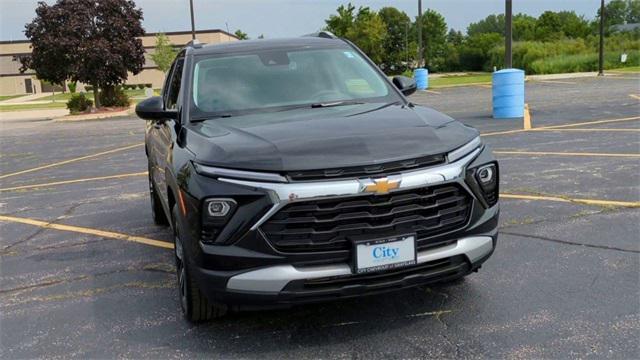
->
[[630, 94, 640, 100], [532, 128, 640, 132], [536, 116, 640, 130], [0, 214, 173, 249], [523, 103, 532, 130], [481, 128, 529, 137], [481, 115, 640, 137], [0, 172, 148, 192], [0, 143, 144, 180], [500, 193, 640, 208], [494, 150, 640, 158]]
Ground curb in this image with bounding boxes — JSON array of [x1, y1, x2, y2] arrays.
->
[[53, 106, 135, 122]]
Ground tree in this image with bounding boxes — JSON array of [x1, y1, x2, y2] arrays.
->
[[325, 4, 386, 64], [535, 11, 563, 41], [459, 33, 503, 71], [234, 29, 249, 40], [325, 3, 356, 37], [150, 33, 177, 73], [601, 0, 630, 28], [556, 11, 590, 39], [597, 0, 640, 32], [379, 7, 412, 71], [512, 14, 537, 41], [413, 9, 448, 71], [346, 7, 386, 64], [20, 0, 145, 108], [467, 14, 505, 36], [629, 0, 640, 23], [446, 29, 464, 46]]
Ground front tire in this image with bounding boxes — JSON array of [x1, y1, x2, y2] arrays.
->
[[172, 205, 227, 322], [148, 165, 169, 226]]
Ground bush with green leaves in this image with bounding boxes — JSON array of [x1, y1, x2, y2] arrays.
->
[[485, 31, 640, 74], [84, 85, 93, 92], [66, 93, 93, 114], [99, 86, 130, 107], [67, 81, 77, 93]]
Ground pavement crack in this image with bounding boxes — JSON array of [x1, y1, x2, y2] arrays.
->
[[0, 263, 173, 296], [0, 202, 84, 253], [501, 230, 640, 254]]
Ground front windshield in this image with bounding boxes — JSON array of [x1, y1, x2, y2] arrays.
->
[[191, 46, 400, 117]]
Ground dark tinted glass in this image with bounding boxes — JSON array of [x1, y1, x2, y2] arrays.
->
[[166, 58, 185, 110]]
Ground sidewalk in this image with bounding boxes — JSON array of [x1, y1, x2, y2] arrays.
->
[[0, 92, 55, 104], [0, 108, 68, 121]]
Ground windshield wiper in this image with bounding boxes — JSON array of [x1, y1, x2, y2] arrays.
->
[[190, 114, 233, 122], [310, 100, 365, 108]]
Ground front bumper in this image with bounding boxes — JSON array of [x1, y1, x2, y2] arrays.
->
[[193, 234, 496, 308], [227, 236, 492, 292], [183, 140, 499, 307]]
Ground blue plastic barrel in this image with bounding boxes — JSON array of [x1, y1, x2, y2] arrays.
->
[[492, 68, 525, 118], [414, 68, 429, 90]]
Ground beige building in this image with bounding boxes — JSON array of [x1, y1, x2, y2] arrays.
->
[[0, 29, 238, 96]]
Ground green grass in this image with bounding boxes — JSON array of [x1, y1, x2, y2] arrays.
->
[[609, 66, 640, 73], [0, 102, 67, 112], [33, 89, 150, 102], [0, 94, 25, 101], [429, 73, 493, 88]]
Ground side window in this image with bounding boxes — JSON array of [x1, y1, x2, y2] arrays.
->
[[165, 58, 185, 110]]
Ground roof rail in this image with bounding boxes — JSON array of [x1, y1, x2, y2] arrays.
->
[[186, 39, 204, 49], [303, 31, 338, 39]]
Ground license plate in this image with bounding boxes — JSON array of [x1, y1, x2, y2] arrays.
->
[[353, 234, 417, 274]]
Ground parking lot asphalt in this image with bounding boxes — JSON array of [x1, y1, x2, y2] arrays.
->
[[1, 74, 639, 359]]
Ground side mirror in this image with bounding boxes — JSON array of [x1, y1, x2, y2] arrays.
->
[[392, 75, 417, 96], [135, 96, 177, 120]]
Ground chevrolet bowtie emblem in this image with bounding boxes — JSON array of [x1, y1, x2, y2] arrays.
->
[[361, 177, 401, 195]]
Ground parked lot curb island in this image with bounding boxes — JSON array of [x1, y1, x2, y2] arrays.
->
[[53, 105, 135, 122]]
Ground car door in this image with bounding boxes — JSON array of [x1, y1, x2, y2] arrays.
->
[[151, 57, 185, 209]]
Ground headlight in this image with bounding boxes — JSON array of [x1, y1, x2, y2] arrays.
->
[[477, 164, 495, 185], [201, 198, 237, 244], [207, 199, 234, 217], [466, 162, 499, 208]]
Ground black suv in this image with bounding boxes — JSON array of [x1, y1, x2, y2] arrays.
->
[[137, 33, 499, 322]]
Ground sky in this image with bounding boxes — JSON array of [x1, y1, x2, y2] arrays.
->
[[0, 0, 602, 41]]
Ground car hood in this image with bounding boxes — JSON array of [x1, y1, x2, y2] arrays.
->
[[186, 103, 479, 172]]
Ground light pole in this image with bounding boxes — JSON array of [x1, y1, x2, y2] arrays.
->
[[505, 0, 513, 68], [405, 22, 409, 68], [189, 0, 196, 40], [598, 0, 605, 76], [417, 0, 423, 68]]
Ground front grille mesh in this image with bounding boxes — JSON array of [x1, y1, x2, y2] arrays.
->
[[261, 183, 472, 253]]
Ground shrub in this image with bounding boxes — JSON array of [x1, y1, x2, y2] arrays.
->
[[529, 50, 640, 74], [145, 83, 152, 88], [66, 93, 93, 114], [84, 85, 93, 92], [138, 84, 146, 89], [67, 81, 77, 93], [99, 85, 130, 107]]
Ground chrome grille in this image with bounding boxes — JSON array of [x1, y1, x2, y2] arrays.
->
[[261, 183, 472, 253]]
